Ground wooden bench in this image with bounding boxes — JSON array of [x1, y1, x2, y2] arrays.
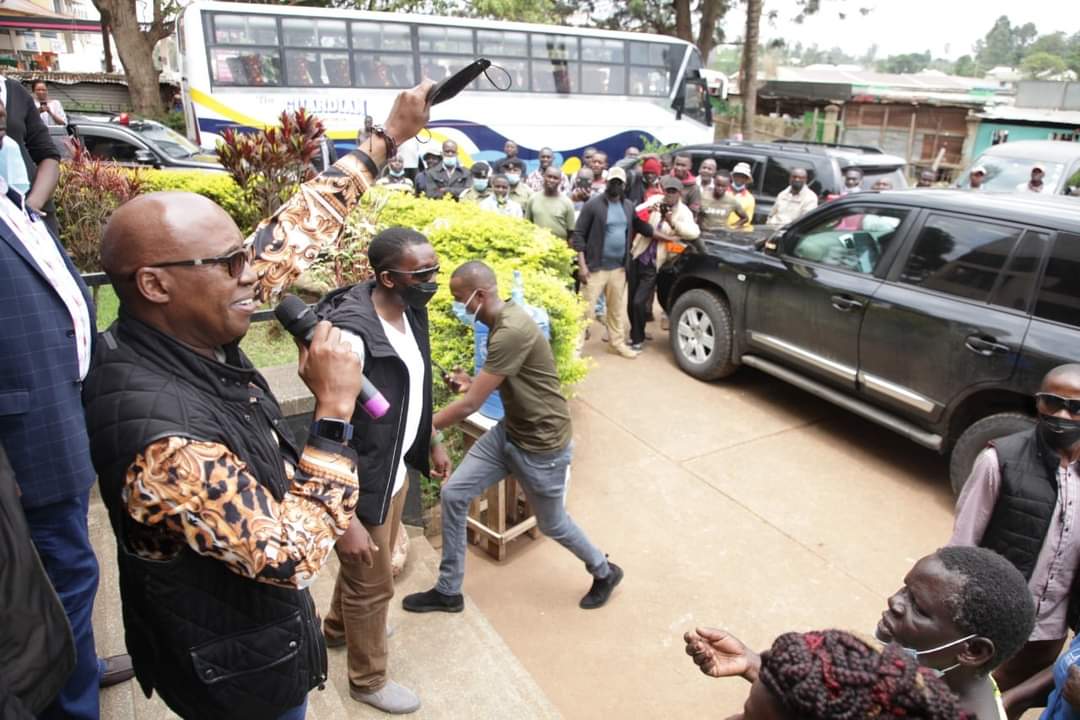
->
[[459, 412, 541, 561]]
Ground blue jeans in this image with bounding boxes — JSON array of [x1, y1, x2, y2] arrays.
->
[[278, 697, 308, 720], [437, 422, 609, 595], [23, 490, 100, 720]]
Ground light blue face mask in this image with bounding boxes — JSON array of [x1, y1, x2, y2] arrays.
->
[[451, 288, 479, 326], [506, 173, 521, 186], [473, 178, 489, 192], [389, 168, 404, 177], [874, 628, 976, 678], [443, 155, 458, 168], [0, 137, 31, 194]]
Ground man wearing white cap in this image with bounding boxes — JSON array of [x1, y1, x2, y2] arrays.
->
[[727, 162, 756, 228], [969, 165, 987, 191], [1018, 164, 1046, 193]]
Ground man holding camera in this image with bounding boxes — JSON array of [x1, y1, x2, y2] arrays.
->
[[83, 82, 432, 720], [628, 176, 700, 351]]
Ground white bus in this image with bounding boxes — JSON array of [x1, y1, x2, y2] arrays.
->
[[176, 1, 713, 174]]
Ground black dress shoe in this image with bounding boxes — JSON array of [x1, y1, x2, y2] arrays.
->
[[99, 654, 135, 688], [402, 587, 464, 613], [579, 562, 624, 609]]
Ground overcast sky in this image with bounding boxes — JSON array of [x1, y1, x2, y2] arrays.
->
[[717, 0, 1080, 61]]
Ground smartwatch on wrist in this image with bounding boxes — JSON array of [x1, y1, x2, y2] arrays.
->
[[309, 417, 354, 443]]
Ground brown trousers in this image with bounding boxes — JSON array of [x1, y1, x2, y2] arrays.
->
[[323, 479, 408, 692]]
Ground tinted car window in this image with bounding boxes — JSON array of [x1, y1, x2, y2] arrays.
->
[[1034, 232, 1080, 327], [990, 230, 1046, 312], [763, 157, 820, 198], [82, 134, 139, 163], [899, 215, 1023, 302], [789, 206, 907, 274]]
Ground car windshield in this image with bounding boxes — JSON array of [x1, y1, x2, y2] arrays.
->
[[126, 120, 201, 159], [851, 166, 908, 191], [958, 156, 1067, 192]]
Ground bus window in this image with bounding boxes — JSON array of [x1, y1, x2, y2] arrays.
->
[[530, 34, 577, 94], [581, 38, 625, 95], [355, 54, 413, 88], [477, 30, 528, 91], [211, 47, 281, 86], [629, 41, 682, 97], [418, 26, 473, 54], [212, 14, 277, 46], [282, 18, 347, 49], [419, 26, 474, 84], [285, 50, 350, 86], [351, 22, 414, 88]]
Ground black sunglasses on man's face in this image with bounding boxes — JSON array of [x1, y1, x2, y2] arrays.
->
[[1036, 393, 1080, 416], [132, 247, 249, 281]]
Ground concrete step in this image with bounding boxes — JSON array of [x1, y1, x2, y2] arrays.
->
[[90, 489, 560, 719]]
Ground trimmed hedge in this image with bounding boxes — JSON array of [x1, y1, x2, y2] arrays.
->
[[338, 189, 589, 392]]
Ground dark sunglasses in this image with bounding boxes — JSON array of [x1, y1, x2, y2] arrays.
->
[[1036, 393, 1080, 415], [134, 247, 249, 280], [387, 264, 440, 282]]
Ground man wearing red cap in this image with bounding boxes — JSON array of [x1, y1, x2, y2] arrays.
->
[[628, 155, 663, 205]]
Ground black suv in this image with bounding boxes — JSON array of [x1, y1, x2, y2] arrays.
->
[[49, 113, 225, 172], [657, 189, 1080, 493], [675, 140, 908, 224]]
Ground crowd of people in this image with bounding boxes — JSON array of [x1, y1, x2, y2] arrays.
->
[[5, 76, 1080, 720]]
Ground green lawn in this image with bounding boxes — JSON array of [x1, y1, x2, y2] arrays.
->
[[91, 284, 295, 368]]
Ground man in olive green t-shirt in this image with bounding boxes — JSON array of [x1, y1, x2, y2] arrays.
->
[[402, 261, 623, 614], [525, 165, 576, 242]]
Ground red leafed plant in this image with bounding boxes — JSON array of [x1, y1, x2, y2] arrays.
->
[[55, 139, 143, 272], [216, 108, 325, 223]]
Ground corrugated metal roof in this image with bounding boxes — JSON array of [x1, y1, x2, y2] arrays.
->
[[770, 65, 1002, 93], [978, 106, 1080, 125]]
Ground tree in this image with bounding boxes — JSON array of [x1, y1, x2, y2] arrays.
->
[[90, 0, 178, 116], [876, 51, 932, 74], [953, 55, 978, 77], [1021, 51, 1068, 78], [578, 0, 731, 62], [740, 0, 763, 139], [975, 16, 1040, 68]]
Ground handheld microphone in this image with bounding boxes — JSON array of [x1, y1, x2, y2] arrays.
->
[[274, 294, 390, 419]]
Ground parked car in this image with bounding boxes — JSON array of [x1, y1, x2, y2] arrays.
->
[[673, 140, 909, 224], [49, 113, 225, 172], [958, 140, 1080, 195], [657, 189, 1080, 494]]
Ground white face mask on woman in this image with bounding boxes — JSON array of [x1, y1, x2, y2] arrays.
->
[[874, 629, 976, 678]]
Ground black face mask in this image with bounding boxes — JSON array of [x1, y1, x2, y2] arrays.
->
[[790, 181, 805, 193], [398, 281, 438, 309], [1039, 414, 1080, 452], [605, 183, 623, 199]]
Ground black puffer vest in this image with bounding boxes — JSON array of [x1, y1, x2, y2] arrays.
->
[[982, 427, 1080, 632], [317, 281, 431, 526], [82, 314, 327, 720]]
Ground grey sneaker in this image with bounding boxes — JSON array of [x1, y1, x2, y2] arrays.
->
[[350, 680, 421, 714]]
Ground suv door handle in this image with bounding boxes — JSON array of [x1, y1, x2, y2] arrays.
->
[[965, 335, 1010, 356], [830, 294, 864, 312]]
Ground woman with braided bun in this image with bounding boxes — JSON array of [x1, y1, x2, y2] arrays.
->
[[687, 547, 1035, 719], [731, 629, 965, 720]]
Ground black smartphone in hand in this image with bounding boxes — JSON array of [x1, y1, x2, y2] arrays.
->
[[427, 58, 492, 106]]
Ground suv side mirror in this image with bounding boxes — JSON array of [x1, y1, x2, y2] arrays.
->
[[760, 229, 785, 254], [134, 149, 159, 167]]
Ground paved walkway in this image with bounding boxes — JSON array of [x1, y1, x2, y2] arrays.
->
[[92, 494, 559, 719], [461, 324, 961, 718]]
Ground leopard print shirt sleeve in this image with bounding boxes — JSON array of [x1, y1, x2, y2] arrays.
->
[[122, 436, 360, 590], [249, 151, 374, 305]]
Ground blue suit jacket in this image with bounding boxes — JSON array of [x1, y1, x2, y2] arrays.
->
[[0, 191, 96, 508]]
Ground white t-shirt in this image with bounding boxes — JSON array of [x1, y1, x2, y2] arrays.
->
[[377, 315, 425, 498]]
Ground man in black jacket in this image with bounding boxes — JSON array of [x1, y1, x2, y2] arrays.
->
[[571, 166, 670, 359], [2, 77, 61, 236], [419, 140, 469, 199], [82, 82, 431, 720], [315, 228, 450, 715], [951, 364, 1080, 698]]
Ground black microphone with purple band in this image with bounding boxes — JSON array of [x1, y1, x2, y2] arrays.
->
[[274, 294, 390, 419]]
